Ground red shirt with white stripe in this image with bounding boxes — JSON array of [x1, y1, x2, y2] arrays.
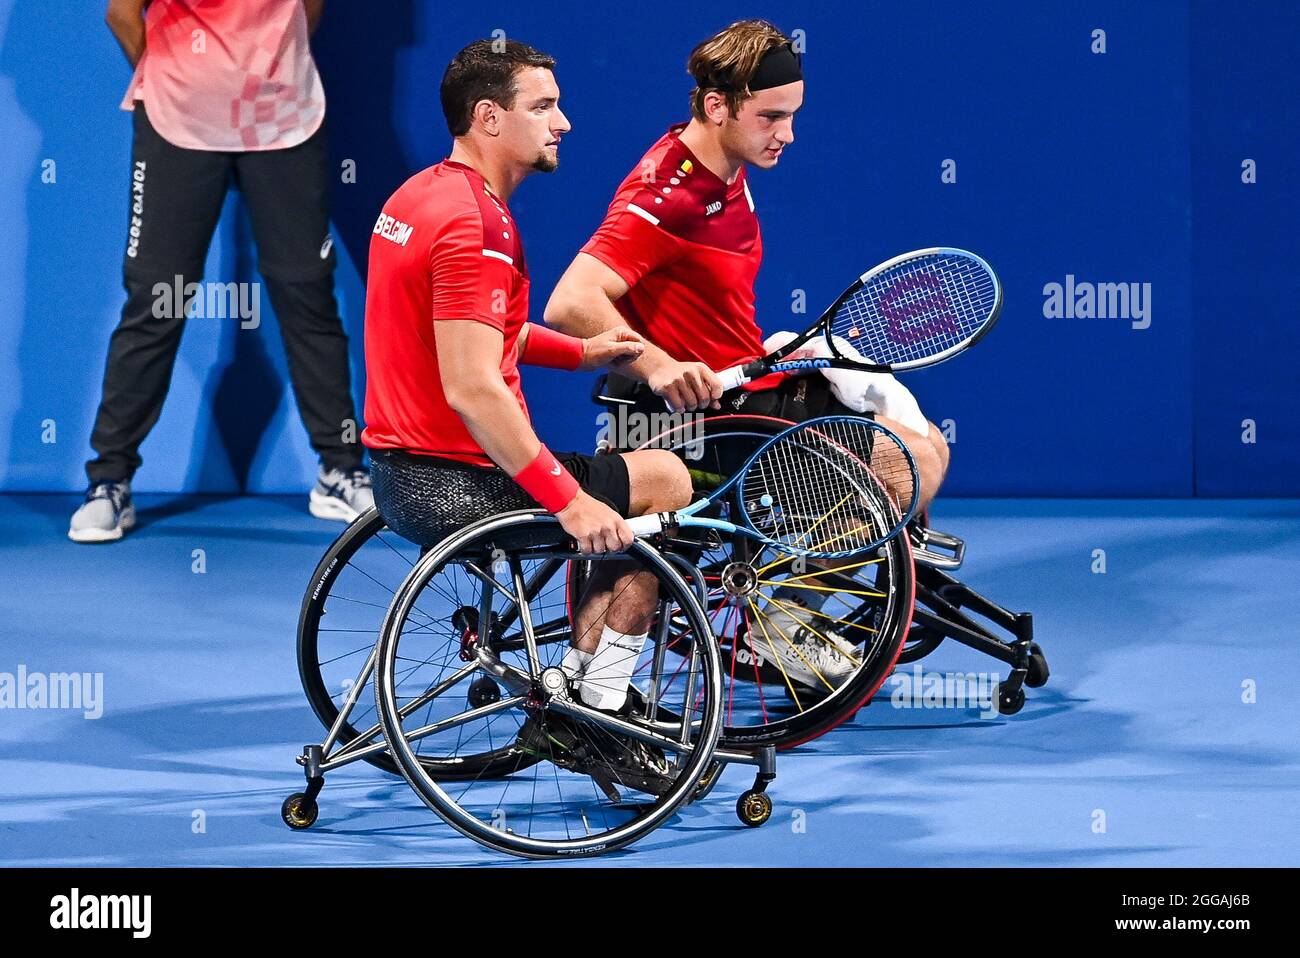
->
[[581, 123, 767, 372], [362, 160, 529, 467], [120, 0, 325, 151]]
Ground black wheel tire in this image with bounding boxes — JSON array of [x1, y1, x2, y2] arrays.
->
[[599, 414, 917, 753], [996, 682, 1026, 715], [281, 792, 319, 830], [298, 508, 542, 781], [736, 790, 773, 827], [1024, 644, 1050, 688], [896, 624, 945, 664]]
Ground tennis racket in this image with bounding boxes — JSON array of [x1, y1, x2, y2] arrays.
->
[[716, 247, 1002, 391], [627, 416, 919, 559]]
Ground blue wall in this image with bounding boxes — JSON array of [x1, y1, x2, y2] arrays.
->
[[0, 0, 1294, 495]]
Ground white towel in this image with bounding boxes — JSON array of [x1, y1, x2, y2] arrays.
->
[[762, 332, 930, 436]]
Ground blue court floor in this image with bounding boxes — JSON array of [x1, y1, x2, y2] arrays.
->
[[1, 494, 1297, 867]]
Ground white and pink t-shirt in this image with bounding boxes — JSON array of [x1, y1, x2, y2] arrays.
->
[[120, 0, 325, 151]]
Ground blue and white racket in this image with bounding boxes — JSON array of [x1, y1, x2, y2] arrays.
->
[[717, 247, 1002, 391], [627, 416, 918, 559]]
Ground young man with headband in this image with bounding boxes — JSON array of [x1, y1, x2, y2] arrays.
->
[[544, 20, 950, 692], [362, 40, 691, 774]]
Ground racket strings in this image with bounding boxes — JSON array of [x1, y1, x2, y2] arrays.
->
[[737, 418, 916, 557], [833, 254, 998, 366]]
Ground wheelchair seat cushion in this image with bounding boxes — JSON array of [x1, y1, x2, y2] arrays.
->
[[371, 447, 629, 548]]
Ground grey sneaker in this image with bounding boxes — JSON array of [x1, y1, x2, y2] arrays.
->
[[747, 605, 858, 691], [68, 480, 136, 543], [309, 465, 374, 522]]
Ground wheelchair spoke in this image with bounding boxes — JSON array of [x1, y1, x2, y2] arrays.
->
[[745, 596, 807, 711], [399, 695, 528, 746], [462, 559, 517, 605], [508, 554, 543, 678], [762, 595, 865, 668], [392, 661, 480, 722], [740, 605, 770, 724]]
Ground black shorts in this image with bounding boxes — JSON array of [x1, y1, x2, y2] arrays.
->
[[370, 447, 630, 549]]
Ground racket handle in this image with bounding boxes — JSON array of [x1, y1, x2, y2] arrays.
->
[[662, 361, 764, 410], [627, 512, 668, 537], [717, 364, 757, 392]]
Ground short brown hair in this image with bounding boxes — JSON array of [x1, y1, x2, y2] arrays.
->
[[686, 19, 792, 121], [440, 39, 557, 137]]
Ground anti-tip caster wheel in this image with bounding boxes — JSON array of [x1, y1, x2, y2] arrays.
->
[[1024, 644, 1050, 688], [996, 682, 1026, 715], [467, 676, 502, 709], [281, 792, 319, 830], [737, 790, 773, 827]]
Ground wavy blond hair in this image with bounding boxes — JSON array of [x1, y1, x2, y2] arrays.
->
[[687, 19, 792, 120]]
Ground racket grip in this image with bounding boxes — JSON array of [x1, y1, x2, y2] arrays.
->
[[627, 513, 667, 537], [662, 362, 761, 410], [716, 365, 752, 392]]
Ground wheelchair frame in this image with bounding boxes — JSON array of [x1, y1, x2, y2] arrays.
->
[[284, 507, 782, 843], [283, 390, 1048, 853]]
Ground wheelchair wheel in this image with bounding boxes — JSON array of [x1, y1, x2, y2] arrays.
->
[[589, 413, 916, 750], [297, 507, 545, 779], [375, 511, 724, 859]]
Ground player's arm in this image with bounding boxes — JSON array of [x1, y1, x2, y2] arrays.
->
[[435, 320, 632, 554], [545, 253, 721, 411], [105, 0, 146, 66], [514, 319, 646, 371]]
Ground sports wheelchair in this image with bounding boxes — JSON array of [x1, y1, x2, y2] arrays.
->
[[282, 406, 1043, 858], [593, 383, 1050, 725]]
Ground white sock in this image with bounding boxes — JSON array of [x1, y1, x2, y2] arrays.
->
[[561, 645, 593, 684], [578, 625, 649, 712]]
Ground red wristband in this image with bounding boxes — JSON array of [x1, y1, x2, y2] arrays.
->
[[520, 324, 585, 371], [512, 445, 580, 513]]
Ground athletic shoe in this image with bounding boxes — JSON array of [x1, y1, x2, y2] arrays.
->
[[516, 712, 578, 760], [514, 710, 673, 798], [68, 480, 136, 543], [747, 603, 858, 692], [308, 465, 374, 522]]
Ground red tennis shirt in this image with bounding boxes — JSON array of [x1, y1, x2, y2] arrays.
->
[[362, 160, 529, 466], [581, 123, 767, 373]]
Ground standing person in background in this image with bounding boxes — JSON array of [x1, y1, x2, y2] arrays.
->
[[71, 0, 371, 542]]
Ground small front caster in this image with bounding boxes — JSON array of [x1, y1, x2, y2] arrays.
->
[[281, 792, 319, 829], [737, 789, 773, 827], [996, 682, 1025, 715]]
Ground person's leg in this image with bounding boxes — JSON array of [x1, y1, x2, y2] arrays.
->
[[928, 420, 951, 484], [567, 450, 692, 710], [85, 106, 232, 483], [232, 122, 363, 475], [873, 414, 946, 511]]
